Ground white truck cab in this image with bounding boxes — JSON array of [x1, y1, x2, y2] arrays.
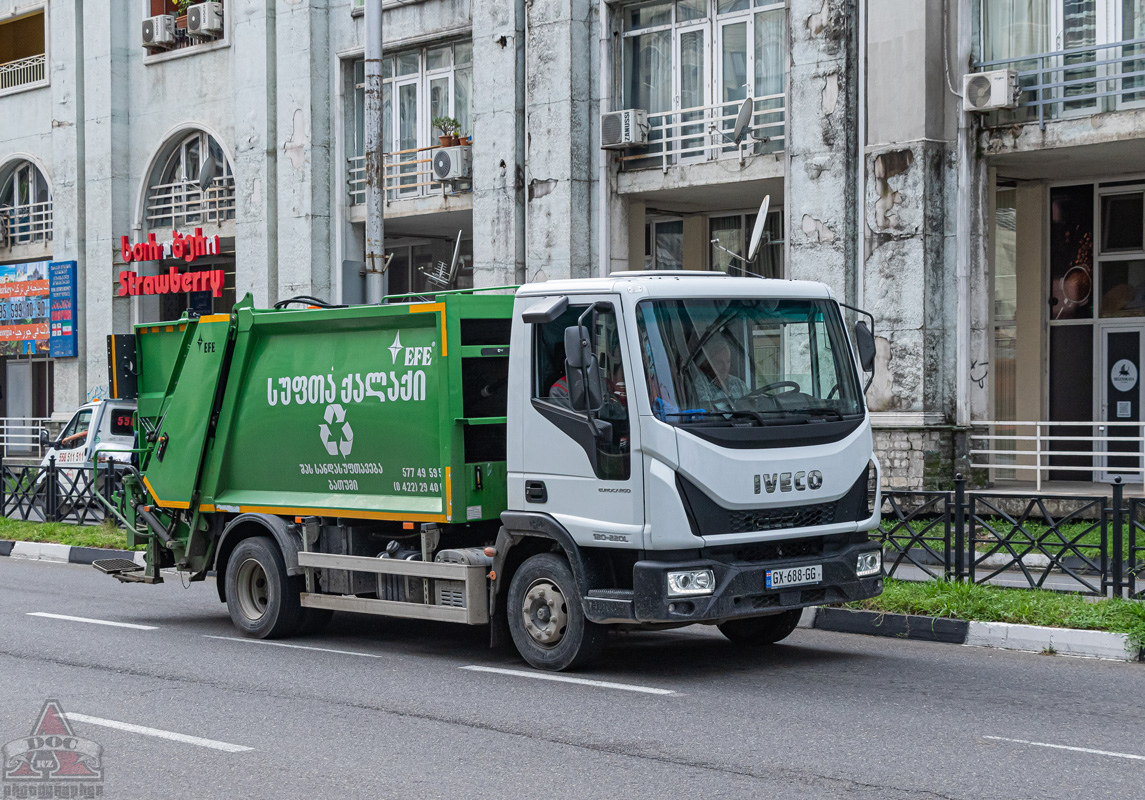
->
[[40, 400, 137, 473]]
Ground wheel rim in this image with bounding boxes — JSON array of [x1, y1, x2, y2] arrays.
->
[[235, 557, 270, 622], [521, 578, 568, 648]]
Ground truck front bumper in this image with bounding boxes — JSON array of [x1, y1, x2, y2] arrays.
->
[[582, 541, 883, 625]]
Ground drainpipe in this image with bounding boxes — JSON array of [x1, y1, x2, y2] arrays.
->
[[364, 0, 385, 303], [855, 0, 866, 312], [597, 1, 610, 278], [955, 0, 971, 427]]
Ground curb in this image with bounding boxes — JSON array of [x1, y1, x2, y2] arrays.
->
[[805, 606, 1144, 662], [0, 539, 145, 567]]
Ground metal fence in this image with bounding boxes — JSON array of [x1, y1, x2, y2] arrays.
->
[[0, 417, 53, 460], [975, 35, 1145, 130], [0, 200, 53, 248], [1, 457, 125, 527], [346, 146, 471, 206], [0, 54, 46, 93], [879, 476, 1144, 600]]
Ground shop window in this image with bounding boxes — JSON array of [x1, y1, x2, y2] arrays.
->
[[0, 11, 46, 94], [1099, 189, 1145, 317], [1049, 184, 1094, 320], [0, 161, 52, 249], [381, 238, 475, 298], [645, 219, 684, 269], [146, 131, 235, 231], [709, 210, 782, 277]]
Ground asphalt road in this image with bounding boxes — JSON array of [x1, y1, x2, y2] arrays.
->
[[0, 557, 1141, 799]]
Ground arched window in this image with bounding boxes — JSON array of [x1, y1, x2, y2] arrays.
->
[[0, 160, 51, 247], [146, 130, 234, 230]]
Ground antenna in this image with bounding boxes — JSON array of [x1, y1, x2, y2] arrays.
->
[[731, 97, 753, 145], [746, 195, 770, 262], [709, 195, 772, 276], [420, 229, 465, 289]]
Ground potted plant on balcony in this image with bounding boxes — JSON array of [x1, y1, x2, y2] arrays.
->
[[174, 0, 194, 28], [433, 116, 460, 147]]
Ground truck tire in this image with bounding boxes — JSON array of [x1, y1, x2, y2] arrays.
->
[[717, 609, 802, 646], [225, 536, 305, 639], [507, 552, 606, 671]]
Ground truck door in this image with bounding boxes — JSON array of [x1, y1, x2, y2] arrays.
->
[[51, 406, 94, 470], [520, 298, 644, 547]]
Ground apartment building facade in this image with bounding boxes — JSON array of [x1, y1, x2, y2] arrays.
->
[[0, 0, 1138, 487]]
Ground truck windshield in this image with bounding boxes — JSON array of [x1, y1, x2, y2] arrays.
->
[[636, 297, 863, 426]]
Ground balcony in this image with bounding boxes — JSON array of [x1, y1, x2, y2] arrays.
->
[[976, 36, 1145, 130], [346, 145, 470, 208], [0, 54, 46, 94], [144, 176, 235, 230], [0, 201, 52, 249], [617, 96, 785, 173]]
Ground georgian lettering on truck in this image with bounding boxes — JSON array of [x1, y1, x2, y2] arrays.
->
[[95, 273, 883, 671]]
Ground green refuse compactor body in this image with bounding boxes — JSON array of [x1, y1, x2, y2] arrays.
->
[[110, 292, 514, 588]]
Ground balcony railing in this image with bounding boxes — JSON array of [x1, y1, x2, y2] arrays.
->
[[0, 201, 52, 248], [0, 54, 46, 92], [346, 145, 469, 206], [976, 36, 1145, 129], [145, 176, 236, 230], [970, 420, 1145, 490], [617, 95, 785, 172]]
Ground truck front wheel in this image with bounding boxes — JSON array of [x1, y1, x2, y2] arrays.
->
[[226, 536, 304, 639], [717, 609, 803, 646], [507, 552, 605, 671]]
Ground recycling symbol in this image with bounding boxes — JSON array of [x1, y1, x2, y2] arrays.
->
[[320, 404, 353, 458]]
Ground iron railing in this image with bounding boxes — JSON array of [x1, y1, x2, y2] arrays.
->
[[346, 145, 471, 206], [145, 176, 236, 230], [0, 54, 46, 92], [975, 35, 1145, 129], [616, 95, 785, 172], [969, 420, 1145, 491], [0, 417, 52, 459], [0, 201, 53, 248], [1, 457, 126, 527], [878, 476, 1143, 598]]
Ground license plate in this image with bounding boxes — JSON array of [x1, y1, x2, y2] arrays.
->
[[766, 564, 822, 589]]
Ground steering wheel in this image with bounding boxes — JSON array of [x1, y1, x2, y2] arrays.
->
[[743, 381, 800, 400], [827, 384, 839, 399]]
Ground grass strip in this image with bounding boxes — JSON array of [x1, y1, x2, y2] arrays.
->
[[0, 517, 141, 551], [847, 578, 1145, 652]]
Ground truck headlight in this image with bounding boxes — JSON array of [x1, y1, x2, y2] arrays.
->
[[856, 551, 881, 577], [666, 569, 715, 597]]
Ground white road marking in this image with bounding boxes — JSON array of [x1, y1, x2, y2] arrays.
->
[[461, 665, 677, 695], [27, 612, 157, 630], [66, 713, 253, 753], [203, 635, 384, 659], [984, 735, 1145, 762]]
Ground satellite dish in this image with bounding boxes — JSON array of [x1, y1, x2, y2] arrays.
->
[[731, 97, 753, 145], [198, 154, 218, 189], [746, 195, 771, 262]]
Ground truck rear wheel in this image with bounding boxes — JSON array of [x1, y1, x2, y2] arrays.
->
[[226, 536, 304, 639], [717, 609, 802, 646], [507, 552, 605, 672]]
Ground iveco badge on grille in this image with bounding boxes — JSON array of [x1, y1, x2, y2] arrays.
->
[[754, 470, 824, 494]]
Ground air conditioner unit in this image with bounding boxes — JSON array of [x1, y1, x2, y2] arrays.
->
[[963, 69, 1020, 112], [432, 146, 472, 182], [142, 15, 176, 49], [187, 2, 224, 39], [601, 109, 649, 149]]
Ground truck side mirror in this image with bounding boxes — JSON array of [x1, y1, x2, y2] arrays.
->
[[564, 325, 602, 412], [38, 429, 50, 449], [854, 321, 876, 374]]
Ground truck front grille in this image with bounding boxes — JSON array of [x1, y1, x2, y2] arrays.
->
[[731, 537, 824, 562], [726, 502, 836, 534]]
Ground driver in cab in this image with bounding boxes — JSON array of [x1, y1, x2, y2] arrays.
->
[[693, 336, 748, 412]]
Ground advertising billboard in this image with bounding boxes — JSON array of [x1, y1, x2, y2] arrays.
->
[[0, 260, 78, 357]]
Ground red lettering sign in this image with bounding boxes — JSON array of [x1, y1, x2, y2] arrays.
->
[[117, 266, 225, 298], [120, 228, 221, 265]]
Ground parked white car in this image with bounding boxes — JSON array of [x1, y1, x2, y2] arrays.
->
[[39, 400, 137, 475]]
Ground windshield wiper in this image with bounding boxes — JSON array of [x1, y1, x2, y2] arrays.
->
[[662, 410, 766, 427]]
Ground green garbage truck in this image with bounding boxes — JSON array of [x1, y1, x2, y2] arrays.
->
[[98, 273, 885, 670]]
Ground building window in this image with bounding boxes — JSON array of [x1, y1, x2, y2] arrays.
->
[[0, 10, 47, 95], [709, 210, 782, 277], [619, 0, 785, 164], [347, 42, 473, 203], [0, 161, 52, 250], [645, 218, 684, 269], [146, 131, 235, 231], [142, 1, 225, 56]]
